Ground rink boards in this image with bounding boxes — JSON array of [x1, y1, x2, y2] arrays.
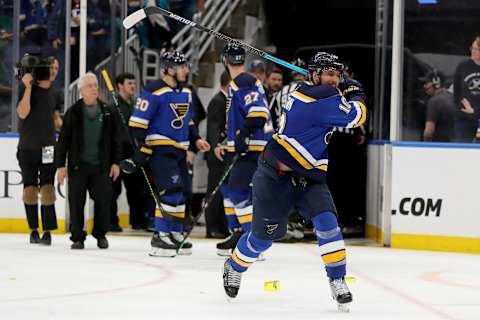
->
[[0, 134, 130, 233], [367, 141, 480, 254]]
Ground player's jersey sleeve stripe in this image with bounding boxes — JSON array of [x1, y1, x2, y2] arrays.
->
[[226, 140, 267, 152], [128, 116, 149, 129], [248, 106, 270, 113], [346, 101, 367, 128], [246, 111, 269, 119], [291, 91, 316, 103]]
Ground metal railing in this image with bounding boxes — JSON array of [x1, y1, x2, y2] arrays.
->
[[67, 34, 142, 108], [66, 0, 242, 107]]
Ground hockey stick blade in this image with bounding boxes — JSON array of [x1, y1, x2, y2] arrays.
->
[[122, 7, 308, 75], [123, 9, 147, 29]]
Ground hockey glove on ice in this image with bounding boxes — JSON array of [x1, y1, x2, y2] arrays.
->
[[120, 146, 151, 174]]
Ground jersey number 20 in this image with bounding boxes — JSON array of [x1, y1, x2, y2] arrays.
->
[[135, 98, 150, 112]]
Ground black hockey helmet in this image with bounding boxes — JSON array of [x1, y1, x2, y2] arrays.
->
[[307, 52, 344, 75], [221, 43, 245, 65], [160, 50, 188, 70]]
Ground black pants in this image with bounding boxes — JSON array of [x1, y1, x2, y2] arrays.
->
[[17, 148, 57, 230], [68, 163, 112, 242], [111, 170, 148, 228], [205, 159, 229, 237]]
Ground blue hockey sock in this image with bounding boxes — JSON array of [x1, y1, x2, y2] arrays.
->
[[229, 232, 272, 272], [311, 211, 346, 279], [224, 198, 242, 230], [154, 215, 169, 233]]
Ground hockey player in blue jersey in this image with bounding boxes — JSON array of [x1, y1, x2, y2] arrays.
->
[[122, 51, 210, 257], [222, 52, 367, 312], [214, 44, 270, 256]]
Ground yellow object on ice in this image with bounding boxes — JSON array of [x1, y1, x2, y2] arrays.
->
[[345, 276, 357, 283], [264, 280, 281, 291]]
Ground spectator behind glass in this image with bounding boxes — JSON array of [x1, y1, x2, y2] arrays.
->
[[168, 0, 205, 35], [453, 34, 480, 142], [421, 70, 455, 142], [144, 0, 173, 49], [0, 14, 13, 131], [86, 0, 110, 71]]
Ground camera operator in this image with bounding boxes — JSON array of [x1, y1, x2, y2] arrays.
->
[[16, 56, 63, 246]]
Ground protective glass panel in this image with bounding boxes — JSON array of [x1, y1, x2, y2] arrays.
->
[[402, 0, 480, 142]]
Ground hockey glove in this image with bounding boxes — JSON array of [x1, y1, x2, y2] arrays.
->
[[339, 78, 365, 102], [234, 128, 250, 156], [120, 146, 151, 174]]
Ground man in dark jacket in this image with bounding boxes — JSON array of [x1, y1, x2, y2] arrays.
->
[[204, 71, 230, 238], [56, 72, 121, 249]]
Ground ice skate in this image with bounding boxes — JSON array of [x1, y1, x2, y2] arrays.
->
[[170, 232, 193, 255], [223, 260, 242, 299], [329, 277, 352, 312], [216, 230, 243, 256], [149, 232, 177, 257]]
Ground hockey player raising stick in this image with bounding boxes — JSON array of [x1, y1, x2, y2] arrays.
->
[[214, 44, 270, 256], [222, 52, 367, 312], [123, 51, 210, 257]]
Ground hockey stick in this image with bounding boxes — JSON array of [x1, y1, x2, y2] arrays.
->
[[101, 69, 185, 224], [123, 7, 309, 76], [177, 153, 240, 252]]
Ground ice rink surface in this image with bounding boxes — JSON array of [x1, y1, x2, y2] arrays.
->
[[1, 234, 479, 320]]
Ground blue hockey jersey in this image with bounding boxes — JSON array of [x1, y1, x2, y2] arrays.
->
[[128, 80, 198, 153], [226, 73, 270, 153], [269, 83, 366, 179]]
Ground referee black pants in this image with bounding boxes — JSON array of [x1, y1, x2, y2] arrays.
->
[[68, 163, 112, 242]]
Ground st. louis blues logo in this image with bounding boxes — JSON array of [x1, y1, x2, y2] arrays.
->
[[266, 223, 279, 235], [169, 103, 190, 129]]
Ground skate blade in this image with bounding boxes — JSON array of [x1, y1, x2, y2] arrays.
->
[[256, 253, 266, 262], [177, 248, 192, 255], [149, 247, 177, 257], [337, 302, 351, 313], [217, 249, 232, 257]]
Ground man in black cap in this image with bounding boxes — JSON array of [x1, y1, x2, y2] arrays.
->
[[421, 70, 455, 142]]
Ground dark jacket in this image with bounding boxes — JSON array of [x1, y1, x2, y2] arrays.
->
[[206, 90, 227, 165], [56, 98, 121, 172]]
